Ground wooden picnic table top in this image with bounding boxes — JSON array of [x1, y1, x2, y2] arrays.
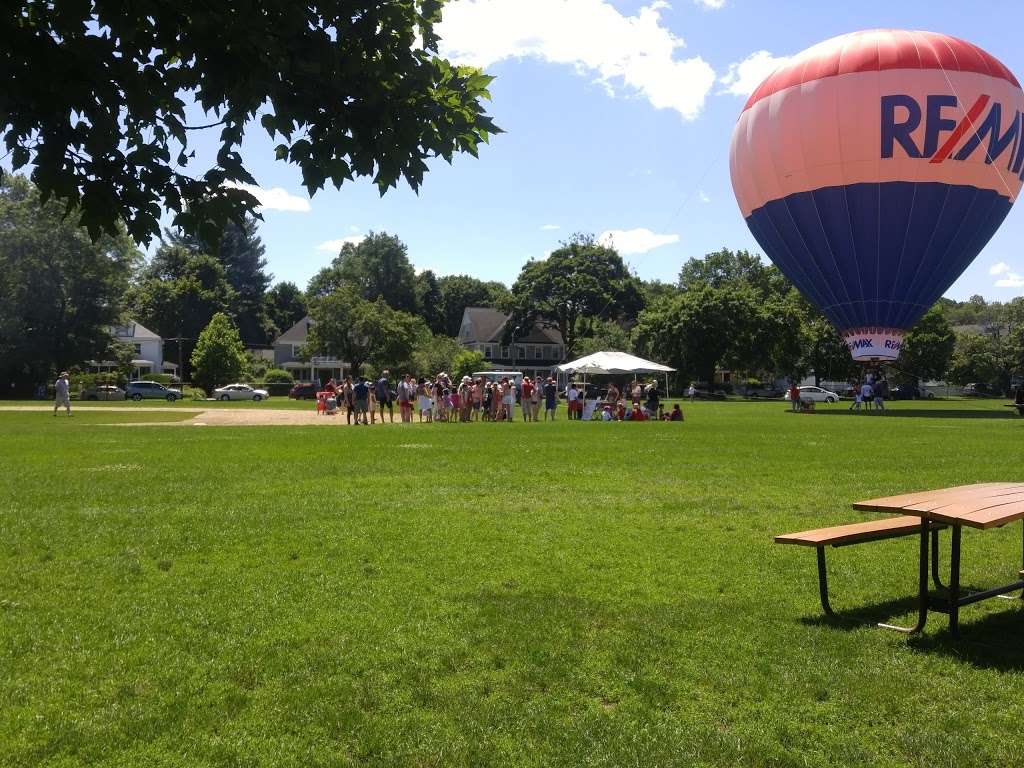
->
[[853, 482, 1024, 529]]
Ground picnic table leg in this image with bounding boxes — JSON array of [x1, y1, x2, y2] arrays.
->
[[930, 528, 946, 590], [879, 518, 929, 634], [815, 546, 835, 616], [948, 525, 962, 637]]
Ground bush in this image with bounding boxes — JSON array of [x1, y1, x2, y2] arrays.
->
[[264, 382, 293, 397], [263, 368, 294, 384]]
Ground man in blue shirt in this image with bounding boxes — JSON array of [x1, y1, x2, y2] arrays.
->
[[353, 377, 370, 425]]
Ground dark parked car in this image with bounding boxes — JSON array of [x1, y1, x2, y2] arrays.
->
[[289, 383, 319, 400], [889, 384, 935, 400], [743, 383, 783, 398], [961, 383, 994, 397]]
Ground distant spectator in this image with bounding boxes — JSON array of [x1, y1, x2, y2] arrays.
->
[[544, 378, 558, 420], [375, 371, 394, 423], [688, 383, 696, 402], [53, 371, 71, 416], [353, 376, 370, 425], [789, 383, 801, 412]]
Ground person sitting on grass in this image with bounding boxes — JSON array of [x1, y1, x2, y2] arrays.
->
[[670, 404, 684, 421]]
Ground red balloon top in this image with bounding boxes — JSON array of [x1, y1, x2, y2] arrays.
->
[[744, 29, 1020, 112]]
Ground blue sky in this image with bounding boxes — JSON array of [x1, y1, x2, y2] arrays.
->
[[180, 0, 1024, 300]]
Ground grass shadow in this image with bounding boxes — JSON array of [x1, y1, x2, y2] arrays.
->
[[798, 594, 923, 631], [813, 409, 1016, 420], [801, 588, 1024, 670], [908, 604, 1024, 670]]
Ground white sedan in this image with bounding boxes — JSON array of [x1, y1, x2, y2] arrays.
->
[[784, 386, 841, 404], [214, 384, 270, 401]]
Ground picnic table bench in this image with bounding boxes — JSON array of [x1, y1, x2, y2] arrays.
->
[[777, 483, 1024, 636]]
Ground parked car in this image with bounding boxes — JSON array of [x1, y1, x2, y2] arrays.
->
[[687, 388, 727, 401], [889, 384, 935, 400], [214, 383, 270, 401], [125, 381, 183, 401], [961, 382, 995, 397], [81, 385, 125, 401], [289, 383, 319, 400], [785, 385, 840, 403], [743, 383, 783, 398]]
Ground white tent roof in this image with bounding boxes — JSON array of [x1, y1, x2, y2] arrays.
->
[[557, 351, 676, 375]]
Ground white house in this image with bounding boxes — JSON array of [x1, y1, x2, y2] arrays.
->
[[89, 320, 177, 379]]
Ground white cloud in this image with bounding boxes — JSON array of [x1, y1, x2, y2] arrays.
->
[[990, 261, 1011, 275], [694, 0, 725, 8], [719, 50, 791, 96], [225, 182, 310, 212], [439, 0, 716, 120], [316, 235, 365, 252], [598, 227, 679, 255], [540, 224, 560, 230], [995, 274, 1024, 288], [698, 189, 710, 203]]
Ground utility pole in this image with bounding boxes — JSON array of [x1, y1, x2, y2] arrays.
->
[[165, 332, 190, 384]]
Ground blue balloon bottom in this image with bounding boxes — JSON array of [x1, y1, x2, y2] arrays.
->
[[745, 181, 1014, 332]]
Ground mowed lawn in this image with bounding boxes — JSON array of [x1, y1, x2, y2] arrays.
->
[[2, 401, 1023, 767]]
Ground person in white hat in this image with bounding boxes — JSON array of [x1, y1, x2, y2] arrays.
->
[[53, 371, 72, 416]]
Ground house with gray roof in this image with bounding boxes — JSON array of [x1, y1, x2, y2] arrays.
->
[[458, 307, 565, 380], [273, 316, 345, 383]]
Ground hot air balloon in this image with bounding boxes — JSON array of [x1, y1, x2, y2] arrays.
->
[[730, 29, 1024, 362]]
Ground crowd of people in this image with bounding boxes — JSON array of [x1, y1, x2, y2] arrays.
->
[[318, 372, 683, 424], [848, 376, 890, 413]]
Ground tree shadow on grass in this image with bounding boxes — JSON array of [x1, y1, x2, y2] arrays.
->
[[813, 409, 1016, 420]]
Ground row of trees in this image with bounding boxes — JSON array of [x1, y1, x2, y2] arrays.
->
[[3, 170, 1023, 394]]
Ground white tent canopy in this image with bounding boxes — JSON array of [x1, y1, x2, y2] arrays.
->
[[557, 351, 675, 375]]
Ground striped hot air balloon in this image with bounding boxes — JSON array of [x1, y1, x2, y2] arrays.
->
[[730, 29, 1024, 362]]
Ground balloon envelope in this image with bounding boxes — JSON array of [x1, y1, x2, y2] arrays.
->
[[730, 29, 1024, 362]]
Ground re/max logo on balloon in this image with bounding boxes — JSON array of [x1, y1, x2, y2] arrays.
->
[[846, 337, 902, 352], [881, 94, 1024, 178]]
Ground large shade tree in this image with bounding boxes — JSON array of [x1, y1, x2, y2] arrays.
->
[[0, 175, 137, 393], [128, 245, 236, 379], [508, 234, 644, 360], [307, 232, 418, 313], [437, 274, 510, 336], [1, 1, 501, 244], [264, 282, 308, 337], [165, 218, 273, 344], [305, 285, 423, 375]]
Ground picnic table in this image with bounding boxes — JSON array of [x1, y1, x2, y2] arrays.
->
[[853, 483, 1024, 636]]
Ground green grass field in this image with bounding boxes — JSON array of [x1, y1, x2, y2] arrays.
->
[[2, 400, 1023, 767]]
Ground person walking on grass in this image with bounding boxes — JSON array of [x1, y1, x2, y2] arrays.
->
[[53, 371, 71, 416], [375, 370, 394, 424]]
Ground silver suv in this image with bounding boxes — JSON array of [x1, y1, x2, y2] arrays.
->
[[125, 381, 183, 402]]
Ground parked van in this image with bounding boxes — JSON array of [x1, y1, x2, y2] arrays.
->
[[472, 370, 523, 387]]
